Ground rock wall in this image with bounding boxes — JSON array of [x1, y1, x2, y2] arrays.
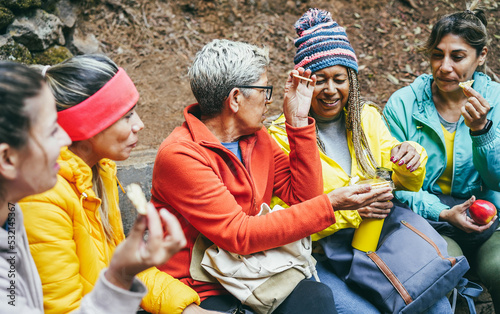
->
[[0, 0, 101, 65]]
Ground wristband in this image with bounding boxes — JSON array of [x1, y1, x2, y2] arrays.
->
[[470, 119, 492, 136]]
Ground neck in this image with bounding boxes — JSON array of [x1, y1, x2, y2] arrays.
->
[[202, 114, 242, 143], [432, 82, 468, 122], [69, 142, 99, 167], [310, 110, 343, 123]]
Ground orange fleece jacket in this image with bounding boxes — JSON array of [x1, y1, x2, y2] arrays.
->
[[150, 104, 336, 300]]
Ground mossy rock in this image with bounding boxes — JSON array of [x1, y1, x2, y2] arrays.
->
[[0, 0, 41, 11], [0, 41, 33, 63], [0, 6, 14, 30], [32, 45, 72, 64]]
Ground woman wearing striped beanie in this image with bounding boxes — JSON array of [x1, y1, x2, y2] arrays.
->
[[269, 8, 453, 313]]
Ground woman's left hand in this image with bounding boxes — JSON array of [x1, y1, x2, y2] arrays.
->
[[357, 200, 393, 219], [390, 142, 421, 172], [461, 86, 491, 132], [283, 67, 316, 128]]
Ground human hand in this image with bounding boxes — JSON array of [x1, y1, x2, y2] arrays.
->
[[461, 86, 491, 132], [439, 196, 496, 233], [357, 200, 393, 219], [390, 141, 421, 172], [283, 67, 316, 128], [182, 303, 222, 314], [105, 203, 186, 290], [327, 184, 393, 212]]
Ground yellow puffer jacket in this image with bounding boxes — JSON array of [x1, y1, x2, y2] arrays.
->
[[20, 147, 200, 314], [268, 105, 428, 241]]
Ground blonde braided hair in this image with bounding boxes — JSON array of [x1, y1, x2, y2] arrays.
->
[[344, 68, 379, 178]]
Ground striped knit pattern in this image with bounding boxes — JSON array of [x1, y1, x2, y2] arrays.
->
[[293, 8, 358, 73]]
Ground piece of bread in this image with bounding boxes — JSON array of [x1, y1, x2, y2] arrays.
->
[[125, 183, 148, 215], [459, 80, 474, 89]]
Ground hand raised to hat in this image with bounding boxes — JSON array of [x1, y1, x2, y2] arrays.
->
[[283, 67, 316, 128]]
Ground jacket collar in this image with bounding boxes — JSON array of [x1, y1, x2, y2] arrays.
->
[[184, 103, 257, 147], [57, 147, 114, 198], [184, 104, 226, 145]]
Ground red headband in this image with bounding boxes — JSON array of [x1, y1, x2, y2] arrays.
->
[[57, 67, 139, 141]]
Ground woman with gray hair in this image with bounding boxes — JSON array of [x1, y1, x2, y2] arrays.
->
[[147, 39, 393, 313]]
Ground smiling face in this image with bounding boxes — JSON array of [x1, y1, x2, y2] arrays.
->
[[311, 65, 350, 120], [87, 106, 144, 162], [17, 84, 71, 196], [430, 33, 487, 93], [235, 72, 271, 135]]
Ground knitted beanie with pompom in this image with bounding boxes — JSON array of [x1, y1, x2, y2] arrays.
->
[[294, 8, 358, 73]]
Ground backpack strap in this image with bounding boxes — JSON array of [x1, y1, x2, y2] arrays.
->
[[451, 278, 483, 314]]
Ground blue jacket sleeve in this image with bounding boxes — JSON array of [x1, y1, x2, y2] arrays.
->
[[471, 119, 500, 192]]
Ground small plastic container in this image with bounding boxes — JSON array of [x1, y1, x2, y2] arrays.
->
[[351, 178, 394, 252]]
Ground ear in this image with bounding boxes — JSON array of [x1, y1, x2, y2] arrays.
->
[[227, 87, 241, 114], [0, 143, 19, 180], [478, 47, 488, 66]]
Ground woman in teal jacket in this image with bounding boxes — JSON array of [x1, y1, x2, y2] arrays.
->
[[384, 3, 500, 311]]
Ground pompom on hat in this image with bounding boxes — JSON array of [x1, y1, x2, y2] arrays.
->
[[294, 8, 358, 73]]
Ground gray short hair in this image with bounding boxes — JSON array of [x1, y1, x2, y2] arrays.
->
[[189, 39, 270, 116]]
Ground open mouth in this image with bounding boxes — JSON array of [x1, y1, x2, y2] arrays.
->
[[319, 99, 340, 107]]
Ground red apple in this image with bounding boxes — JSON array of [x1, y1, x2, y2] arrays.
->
[[469, 199, 497, 225]]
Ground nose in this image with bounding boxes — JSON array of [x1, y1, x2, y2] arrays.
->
[[440, 56, 453, 73], [132, 114, 144, 133], [57, 124, 72, 147], [324, 79, 336, 94]]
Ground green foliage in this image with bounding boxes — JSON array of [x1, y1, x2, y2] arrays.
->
[[0, 41, 33, 64], [32, 45, 73, 64], [0, 6, 14, 30], [0, 0, 41, 11]]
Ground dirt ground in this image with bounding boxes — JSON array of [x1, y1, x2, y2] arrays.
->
[[78, 0, 500, 151]]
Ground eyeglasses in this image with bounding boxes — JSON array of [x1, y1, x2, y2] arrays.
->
[[234, 85, 273, 101]]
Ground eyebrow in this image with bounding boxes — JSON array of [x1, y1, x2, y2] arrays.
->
[[434, 47, 468, 53], [316, 73, 347, 78], [127, 105, 137, 113]]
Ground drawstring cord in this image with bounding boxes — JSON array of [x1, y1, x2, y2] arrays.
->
[[116, 176, 126, 194], [79, 192, 92, 235]]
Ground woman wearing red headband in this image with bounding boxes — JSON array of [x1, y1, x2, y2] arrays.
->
[[19, 55, 211, 314], [0, 61, 189, 313]]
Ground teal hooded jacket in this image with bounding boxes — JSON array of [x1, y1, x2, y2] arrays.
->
[[383, 72, 500, 221]]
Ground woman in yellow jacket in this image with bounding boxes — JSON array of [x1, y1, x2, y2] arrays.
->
[[19, 55, 211, 314], [269, 9, 434, 313]]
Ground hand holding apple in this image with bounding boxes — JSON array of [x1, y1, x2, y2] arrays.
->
[[469, 199, 497, 225], [439, 196, 495, 233]]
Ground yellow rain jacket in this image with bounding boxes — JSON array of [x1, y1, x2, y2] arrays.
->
[[20, 147, 199, 314], [268, 105, 428, 241]]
